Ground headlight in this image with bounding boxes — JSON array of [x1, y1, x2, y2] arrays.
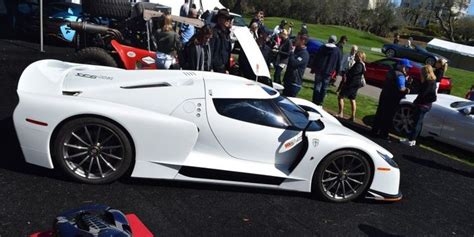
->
[[377, 151, 398, 168]]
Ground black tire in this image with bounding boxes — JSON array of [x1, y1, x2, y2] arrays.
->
[[82, 0, 131, 19], [52, 117, 133, 184], [393, 104, 416, 135], [313, 150, 372, 203], [385, 48, 396, 57], [75, 47, 118, 67], [425, 57, 436, 66]]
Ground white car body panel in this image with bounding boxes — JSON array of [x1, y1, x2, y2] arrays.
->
[[232, 26, 271, 78], [401, 94, 474, 152], [14, 60, 401, 200]]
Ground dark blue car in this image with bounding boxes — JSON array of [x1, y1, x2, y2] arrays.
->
[[382, 43, 447, 66]]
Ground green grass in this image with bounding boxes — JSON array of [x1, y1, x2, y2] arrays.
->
[[259, 17, 388, 48]]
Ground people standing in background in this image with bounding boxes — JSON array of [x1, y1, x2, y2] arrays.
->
[[330, 35, 348, 86], [393, 33, 400, 44], [273, 29, 291, 84], [248, 10, 264, 30], [155, 14, 181, 69], [181, 25, 213, 71], [400, 65, 437, 146], [434, 58, 448, 92], [310, 35, 341, 106], [179, 8, 198, 46], [337, 45, 358, 95], [288, 22, 294, 37], [336, 51, 366, 121], [282, 34, 309, 97], [272, 19, 288, 37], [406, 37, 414, 49], [372, 58, 412, 140], [465, 85, 474, 101], [299, 23, 308, 35], [179, 0, 189, 17], [210, 9, 233, 73], [250, 22, 259, 40]]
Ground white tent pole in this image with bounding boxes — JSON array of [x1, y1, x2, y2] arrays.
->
[[40, 0, 44, 52]]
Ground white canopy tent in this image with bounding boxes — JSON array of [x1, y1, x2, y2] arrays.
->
[[427, 38, 474, 71]]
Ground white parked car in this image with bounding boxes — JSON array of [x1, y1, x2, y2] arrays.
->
[[394, 94, 474, 152], [14, 60, 401, 202]]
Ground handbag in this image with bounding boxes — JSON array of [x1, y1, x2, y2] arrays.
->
[[359, 62, 367, 88]]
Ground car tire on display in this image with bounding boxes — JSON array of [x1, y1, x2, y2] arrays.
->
[[385, 48, 396, 57], [393, 104, 416, 135], [52, 117, 133, 184], [313, 150, 372, 203], [75, 47, 118, 68], [425, 57, 436, 66], [82, 0, 131, 20]]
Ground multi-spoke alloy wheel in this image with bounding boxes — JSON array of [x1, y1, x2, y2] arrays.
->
[[314, 151, 372, 202], [393, 105, 415, 135], [53, 118, 132, 184]]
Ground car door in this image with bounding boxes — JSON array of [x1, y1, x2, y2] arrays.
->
[[206, 97, 306, 168], [439, 106, 474, 152], [367, 59, 396, 85]]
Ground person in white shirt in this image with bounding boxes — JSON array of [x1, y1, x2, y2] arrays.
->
[[337, 45, 358, 92], [272, 19, 287, 37]]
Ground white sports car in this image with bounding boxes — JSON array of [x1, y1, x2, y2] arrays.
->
[[14, 60, 401, 202], [394, 94, 474, 152]]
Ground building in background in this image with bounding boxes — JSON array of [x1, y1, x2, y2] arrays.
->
[[362, 0, 391, 9]]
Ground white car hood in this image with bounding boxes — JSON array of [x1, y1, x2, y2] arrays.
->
[[233, 26, 271, 78]]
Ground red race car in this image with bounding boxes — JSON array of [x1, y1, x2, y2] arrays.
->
[[365, 58, 452, 94]]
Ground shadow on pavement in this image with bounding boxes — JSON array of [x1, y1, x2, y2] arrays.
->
[[403, 155, 474, 179], [359, 224, 403, 237]]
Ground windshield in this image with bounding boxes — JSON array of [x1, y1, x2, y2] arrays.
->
[[450, 101, 474, 108], [274, 96, 323, 131], [232, 16, 247, 27]]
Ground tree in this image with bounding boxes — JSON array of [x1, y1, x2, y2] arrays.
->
[[455, 16, 474, 43], [434, 0, 470, 42]]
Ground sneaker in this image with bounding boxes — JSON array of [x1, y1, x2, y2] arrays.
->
[[400, 139, 416, 146]]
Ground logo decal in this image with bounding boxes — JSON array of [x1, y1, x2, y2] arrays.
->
[[312, 138, 319, 147], [127, 51, 136, 58], [279, 132, 303, 153], [75, 73, 113, 80], [141, 56, 155, 65]]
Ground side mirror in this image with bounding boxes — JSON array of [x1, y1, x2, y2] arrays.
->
[[307, 111, 322, 121], [460, 107, 472, 115]]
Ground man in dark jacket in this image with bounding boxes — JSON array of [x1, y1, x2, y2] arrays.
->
[[311, 35, 341, 105], [372, 58, 412, 140], [282, 34, 309, 97], [273, 29, 291, 84], [210, 9, 232, 73]]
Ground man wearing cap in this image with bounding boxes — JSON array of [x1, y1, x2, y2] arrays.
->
[[282, 34, 309, 97], [310, 35, 341, 106], [372, 58, 412, 140], [210, 9, 233, 73]]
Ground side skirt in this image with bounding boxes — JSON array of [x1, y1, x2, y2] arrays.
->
[[178, 166, 285, 185]]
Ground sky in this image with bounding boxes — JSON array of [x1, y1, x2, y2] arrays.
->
[[392, 0, 474, 15]]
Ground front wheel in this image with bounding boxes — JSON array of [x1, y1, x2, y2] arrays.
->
[[385, 48, 396, 57], [52, 117, 133, 184], [393, 105, 415, 135], [425, 57, 436, 66], [75, 47, 118, 68], [313, 150, 372, 202]]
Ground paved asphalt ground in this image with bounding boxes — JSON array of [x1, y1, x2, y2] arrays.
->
[[0, 39, 473, 236]]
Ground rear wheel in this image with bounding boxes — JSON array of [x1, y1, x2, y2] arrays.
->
[[425, 57, 436, 66], [393, 105, 415, 135], [313, 150, 372, 202], [82, 0, 131, 20], [52, 117, 133, 184], [75, 47, 118, 67], [385, 48, 396, 57]]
